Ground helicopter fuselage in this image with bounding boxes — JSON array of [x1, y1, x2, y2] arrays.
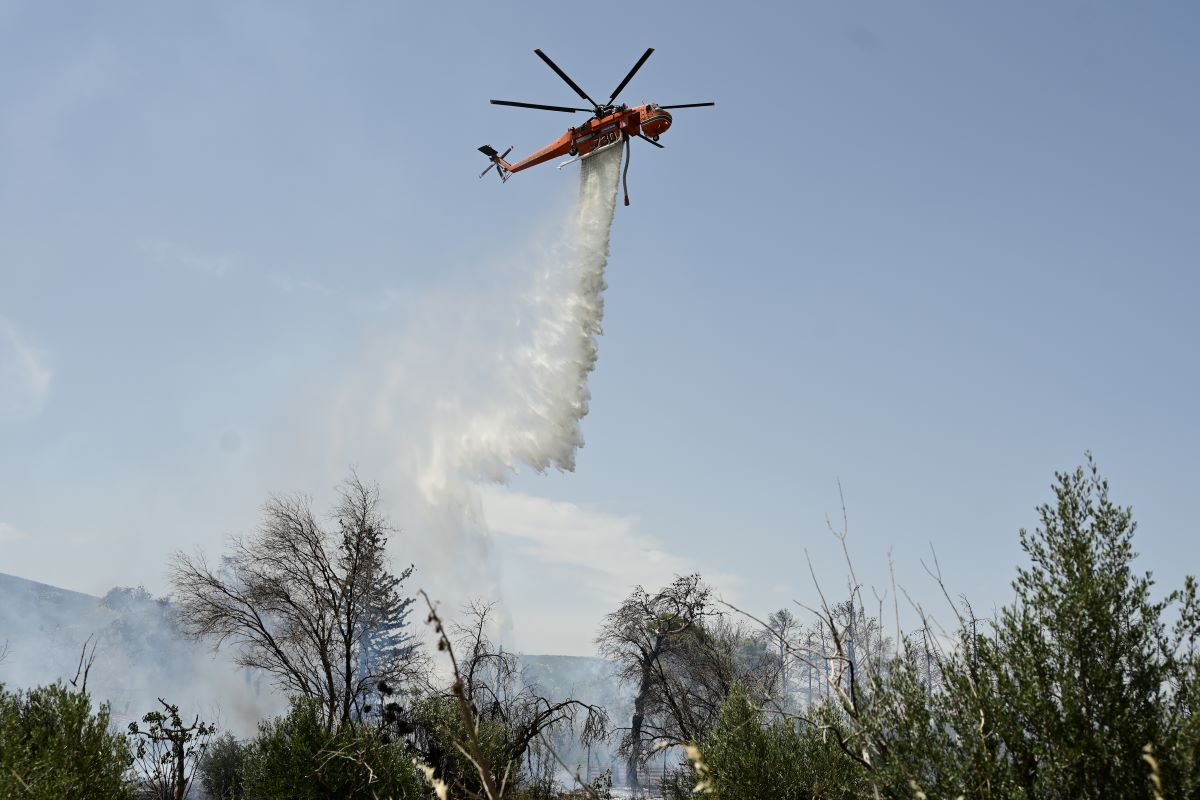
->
[[504, 104, 673, 174]]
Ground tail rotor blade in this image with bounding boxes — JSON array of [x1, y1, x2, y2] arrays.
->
[[608, 48, 654, 104], [479, 163, 497, 179]]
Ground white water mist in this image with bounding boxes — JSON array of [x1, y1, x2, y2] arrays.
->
[[419, 143, 623, 492]]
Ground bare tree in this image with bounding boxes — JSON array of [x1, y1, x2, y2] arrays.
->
[[409, 600, 607, 796], [413, 596, 607, 800], [170, 474, 419, 730], [758, 608, 799, 708]]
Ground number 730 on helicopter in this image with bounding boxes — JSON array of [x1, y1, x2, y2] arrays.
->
[[478, 48, 713, 205]]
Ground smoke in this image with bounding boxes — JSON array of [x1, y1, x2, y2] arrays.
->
[[0, 576, 282, 737]]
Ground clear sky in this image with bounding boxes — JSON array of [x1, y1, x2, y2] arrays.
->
[[2, 2, 1198, 656]]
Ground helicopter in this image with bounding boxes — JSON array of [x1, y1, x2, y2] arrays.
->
[[478, 48, 713, 205]]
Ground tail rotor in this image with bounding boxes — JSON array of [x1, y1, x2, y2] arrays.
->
[[478, 145, 514, 182]]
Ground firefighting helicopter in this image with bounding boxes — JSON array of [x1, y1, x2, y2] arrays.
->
[[478, 48, 713, 205]]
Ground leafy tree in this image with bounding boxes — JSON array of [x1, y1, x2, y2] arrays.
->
[[171, 474, 420, 730], [0, 681, 133, 799], [975, 458, 1200, 798]]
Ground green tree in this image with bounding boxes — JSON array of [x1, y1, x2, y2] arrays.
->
[[976, 457, 1199, 798]]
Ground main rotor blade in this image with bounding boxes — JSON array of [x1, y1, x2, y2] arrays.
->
[[490, 99, 590, 113], [534, 49, 598, 107], [608, 48, 654, 104], [661, 102, 715, 109]]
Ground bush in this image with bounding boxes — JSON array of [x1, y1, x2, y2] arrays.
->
[[667, 683, 862, 800], [243, 698, 422, 800], [0, 681, 133, 799], [409, 694, 513, 797], [199, 732, 249, 799]]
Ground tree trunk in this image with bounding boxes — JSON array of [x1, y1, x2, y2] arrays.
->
[[627, 659, 653, 790], [173, 738, 186, 800]]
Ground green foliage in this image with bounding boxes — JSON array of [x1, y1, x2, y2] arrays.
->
[[243, 698, 421, 800], [410, 693, 512, 796], [643, 459, 1200, 799], [199, 732, 249, 799], [0, 681, 133, 800], [668, 684, 863, 800], [816, 457, 1200, 799], [978, 458, 1187, 797]]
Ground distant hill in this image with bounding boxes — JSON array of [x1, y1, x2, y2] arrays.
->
[[0, 572, 281, 735]]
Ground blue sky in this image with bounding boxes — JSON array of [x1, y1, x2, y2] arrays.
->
[[1, 2, 1198, 655]]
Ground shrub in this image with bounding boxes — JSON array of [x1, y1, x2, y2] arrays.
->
[[242, 698, 421, 800], [0, 681, 133, 799], [199, 732, 249, 799], [667, 683, 862, 800], [409, 693, 512, 797]]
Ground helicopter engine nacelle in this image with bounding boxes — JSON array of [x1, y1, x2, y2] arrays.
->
[[639, 104, 673, 138]]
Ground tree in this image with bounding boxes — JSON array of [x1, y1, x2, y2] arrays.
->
[[596, 574, 716, 790], [127, 699, 215, 800], [974, 458, 1198, 798], [761, 609, 798, 700], [171, 474, 419, 731]]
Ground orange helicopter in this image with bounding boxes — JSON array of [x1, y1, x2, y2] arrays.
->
[[479, 48, 713, 205]]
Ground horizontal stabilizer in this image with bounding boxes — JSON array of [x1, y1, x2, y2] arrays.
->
[[479, 145, 499, 157]]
